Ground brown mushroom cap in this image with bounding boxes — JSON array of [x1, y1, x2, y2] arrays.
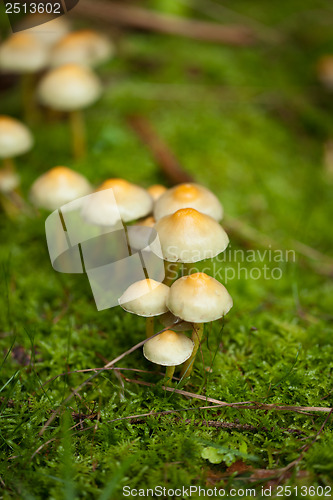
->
[[154, 183, 223, 221], [151, 208, 229, 263], [0, 33, 48, 73], [51, 29, 114, 68], [143, 329, 194, 366], [30, 166, 92, 211], [167, 272, 233, 323], [37, 64, 102, 111]]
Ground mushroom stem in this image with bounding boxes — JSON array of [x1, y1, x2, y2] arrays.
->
[[2, 158, 15, 173], [69, 110, 86, 159], [22, 74, 38, 123], [182, 262, 193, 277], [163, 261, 179, 286], [0, 193, 20, 219], [180, 323, 204, 378], [165, 365, 175, 384], [146, 316, 154, 339]]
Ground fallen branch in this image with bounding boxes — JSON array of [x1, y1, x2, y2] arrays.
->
[[128, 115, 193, 184], [72, 0, 255, 46]]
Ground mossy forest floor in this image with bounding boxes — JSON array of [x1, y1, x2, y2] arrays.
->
[[1, 1, 333, 498]]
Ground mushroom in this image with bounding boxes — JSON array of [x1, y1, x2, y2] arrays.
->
[[0, 115, 34, 172], [15, 14, 70, 48], [154, 183, 223, 221], [0, 33, 49, 120], [84, 179, 153, 225], [150, 208, 229, 284], [51, 29, 114, 68], [143, 329, 194, 383], [119, 278, 169, 337], [30, 166, 92, 211], [37, 64, 102, 158], [147, 184, 167, 201], [0, 169, 21, 217], [0, 170, 20, 194], [167, 272, 233, 377]]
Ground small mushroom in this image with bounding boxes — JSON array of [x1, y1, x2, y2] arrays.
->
[[30, 166, 92, 211], [37, 64, 102, 158], [51, 29, 114, 68], [143, 329, 194, 383], [0, 33, 49, 120], [147, 184, 167, 201], [151, 207, 229, 264], [119, 278, 169, 338], [88, 179, 153, 224], [127, 216, 156, 252], [154, 183, 223, 221], [167, 272, 233, 377], [15, 14, 71, 48], [0, 115, 34, 172]]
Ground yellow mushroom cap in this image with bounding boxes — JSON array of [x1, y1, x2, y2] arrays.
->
[[30, 166, 92, 211], [51, 29, 114, 68], [0, 33, 49, 73], [37, 64, 102, 111], [147, 184, 167, 201], [119, 278, 169, 317], [0, 170, 20, 193], [154, 183, 223, 221], [0, 116, 34, 159], [317, 55, 333, 90], [151, 208, 229, 263], [143, 330, 194, 366], [167, 272, 233, 323], [15, 14, 70, 47], [128, 216, 156, 251], [95, 179, 153, 223]]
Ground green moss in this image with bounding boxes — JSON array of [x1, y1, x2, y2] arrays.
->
[[1, 2, 333, 498]]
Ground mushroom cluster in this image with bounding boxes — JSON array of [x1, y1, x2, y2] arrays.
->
[[0, 16, 115, 215], [0, 15, 114, 155], [1, 18, 233, 387], [115, 182, 233, 383]]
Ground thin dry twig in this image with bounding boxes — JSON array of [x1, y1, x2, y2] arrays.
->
[[72, 0, 255, 46], [124, 377, 333, 414], [38, 327, 171, 436]]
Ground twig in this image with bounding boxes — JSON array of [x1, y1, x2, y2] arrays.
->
[[278, 408, 333, 475], [124, 377, 333, 414], [72, 0, 255, 46], [128, 115, 193, 185], [30, 438, 57, 460], [38, 327, 170, 436]]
